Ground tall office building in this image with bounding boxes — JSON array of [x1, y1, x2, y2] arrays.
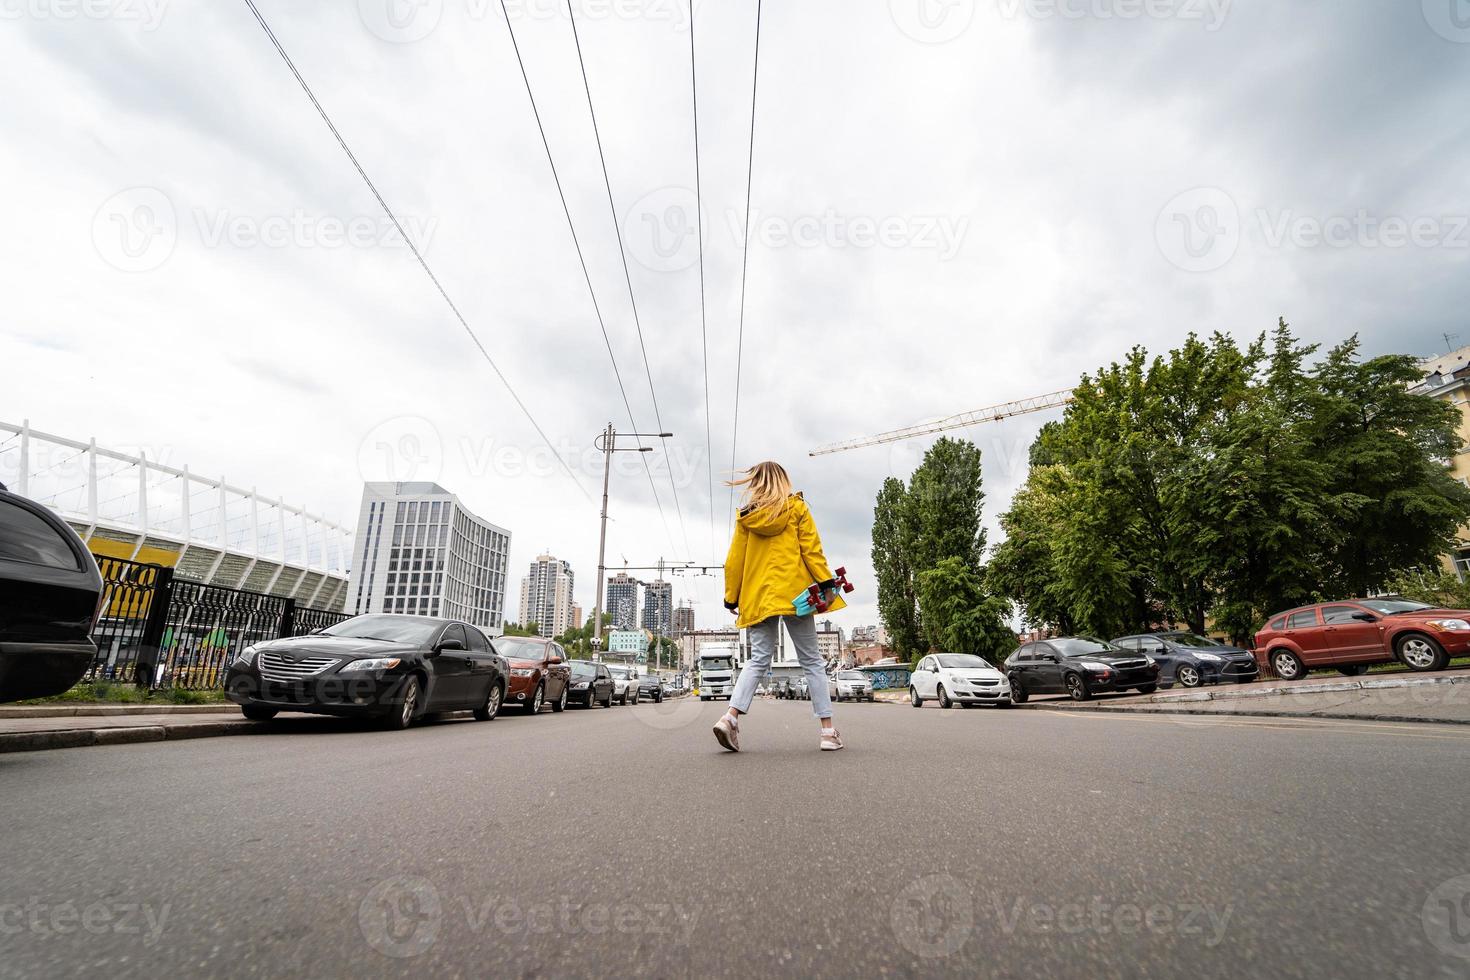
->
[[605, 572, 640, 630], [642, 579, 673, 637], [672, 601, 695, 635], [348, 482, 511, 634], [570, 603, 583, 631], [518, 553, 575, 639]]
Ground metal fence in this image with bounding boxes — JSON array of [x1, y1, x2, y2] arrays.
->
[[82, 556, 349, 691]]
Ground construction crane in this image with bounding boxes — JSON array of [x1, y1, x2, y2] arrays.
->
[[809, 388, 1074, 457]]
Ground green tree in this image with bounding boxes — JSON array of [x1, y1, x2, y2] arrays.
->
[[872, 477, 923, 658], [916, 557, 1016, 666], [904, 437, 987, 573], [503, 622, 540, 637], [1381, 568, 1470, 609]]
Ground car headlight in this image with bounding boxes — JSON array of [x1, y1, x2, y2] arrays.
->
[[233, 646, 258, 669], [511, 668, 536, 677], [1079, 661, 1111, 672], [340, 658, 402, 672], [572, 681, 589, 689], [1427, 619, 1470, 632], [1195, 652, 1223, 662], [1144, 656, 1157, 666]]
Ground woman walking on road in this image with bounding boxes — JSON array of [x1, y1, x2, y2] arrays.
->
[[713, 462, 847, 753]]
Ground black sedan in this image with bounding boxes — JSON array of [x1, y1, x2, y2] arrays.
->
[[636, 674, 664, 703], [567, 660, 615, 707], [0, 489, 104, 703], [225, 614, 508, 730], [1112, 631, 1259, 688], [1005, 636, 1160, 702]]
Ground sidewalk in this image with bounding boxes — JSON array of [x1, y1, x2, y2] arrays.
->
[[1031, 670, 1470, 725], [0, 709, 262, 753]]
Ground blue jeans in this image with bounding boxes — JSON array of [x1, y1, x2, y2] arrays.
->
[[731, 615, 833, 721]]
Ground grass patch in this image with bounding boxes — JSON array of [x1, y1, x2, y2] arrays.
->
[[17, 682, 228, 706]]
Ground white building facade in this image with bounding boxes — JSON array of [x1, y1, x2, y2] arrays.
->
[[518, 553, 575, 638], [348, 482, 511, 634]]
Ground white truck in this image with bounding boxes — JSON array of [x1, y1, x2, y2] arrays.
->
[[697, 644, 740, 701]]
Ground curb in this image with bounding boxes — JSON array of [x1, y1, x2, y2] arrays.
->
[[1129, 673, 1470, 707], [0, 704, 236, 719], [1035, 702, 1470, 727]]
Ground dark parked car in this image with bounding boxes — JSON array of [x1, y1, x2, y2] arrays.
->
[[494, 635, 571, 713], [1254, 598, 1470, 680], [567, 660, 614, 707], [224, 614, 508, 730], [1112, 632, 1258, 688], [637, 674, 664, 702], [0, 489, 104, 702], [1005, 636, 1160, 702]]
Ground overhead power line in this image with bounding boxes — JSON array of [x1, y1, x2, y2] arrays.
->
[[239, 0, 592, 503], [565, 0, 691, 558], [727, 0, 763, 526], [495, 0, 676, 553], [688, 0, 716, 563]]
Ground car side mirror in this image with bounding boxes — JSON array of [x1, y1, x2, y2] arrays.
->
[[436, 638, 466, 653], [1352, 612, 1377, 622]]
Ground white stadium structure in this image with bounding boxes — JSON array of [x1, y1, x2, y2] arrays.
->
[[0, 420, 352, 611]]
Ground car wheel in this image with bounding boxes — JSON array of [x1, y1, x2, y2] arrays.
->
[[1064, 673, 1090, 701], [1008, 675, 1028, 704], [527, 683, 545, 715], [241, 704, 277, 721], [474, 683, 503, 721], [937, 685, 953, 709], [602, 691, 614, 708], [1176, 664, 1203, 688], [1336, 664, 1368, 677], [1398, 634, 1448, 672], [385, 676, 421, 730], [630, 690, 639, 706], [1270, 649, 1308, 681], [909, 686, 922, 707], [550, 686, 567, 713]]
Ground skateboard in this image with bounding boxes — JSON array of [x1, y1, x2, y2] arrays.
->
[[791, 567, 855, 616]]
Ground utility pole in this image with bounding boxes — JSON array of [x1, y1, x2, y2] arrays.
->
[[590, 425, 672, 658]]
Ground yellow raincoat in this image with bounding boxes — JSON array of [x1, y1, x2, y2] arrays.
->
[[723, 493, 846, 629]]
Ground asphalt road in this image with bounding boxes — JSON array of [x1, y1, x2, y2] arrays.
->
[[4, 698, 1470, 979]]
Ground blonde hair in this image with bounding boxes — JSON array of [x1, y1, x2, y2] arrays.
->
[[728, 461, 792, 520]]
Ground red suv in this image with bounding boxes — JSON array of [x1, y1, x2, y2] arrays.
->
[[1253, 598, 1470, 680], [491, 635, 571, 713]]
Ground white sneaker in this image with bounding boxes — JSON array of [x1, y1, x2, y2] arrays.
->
[[713, 713, 740, 752], [820, 727, 844, 751]]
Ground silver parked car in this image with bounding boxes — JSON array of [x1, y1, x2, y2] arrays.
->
[[829, 669, 874, 702]]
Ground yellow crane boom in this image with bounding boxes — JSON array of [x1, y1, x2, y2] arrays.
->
[[808, 388, 1074, 457]]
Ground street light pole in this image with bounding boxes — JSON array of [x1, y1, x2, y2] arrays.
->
[[589, 426, 672, 657]]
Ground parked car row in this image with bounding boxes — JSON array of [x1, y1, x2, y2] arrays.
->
[[223, 614, 680, 728]]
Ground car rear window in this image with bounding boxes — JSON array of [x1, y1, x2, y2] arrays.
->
[[0, 498, 81, 570], [1269, 617, 1285, 631]]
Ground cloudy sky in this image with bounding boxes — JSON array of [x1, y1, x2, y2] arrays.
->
[[3, 0, 1469, 631]]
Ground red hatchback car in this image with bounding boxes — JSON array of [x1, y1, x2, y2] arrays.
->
[[1253, 598, 1470, 680], [491, 635, 572, 713]]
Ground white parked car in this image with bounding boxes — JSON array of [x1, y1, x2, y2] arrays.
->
[[909, 653, 1011, 708], [607, 665, 638, 705], [829, 669, 874, 702]]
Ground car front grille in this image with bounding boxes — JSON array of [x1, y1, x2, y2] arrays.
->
[[259, 652, 339, 683], [967, 677, 1000, 686], [1113, 659, 1149, 670]]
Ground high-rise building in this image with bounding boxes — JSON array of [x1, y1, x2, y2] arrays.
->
[[642, 579, 673, 637], [517, 553, 575, 639], [570, 603, 583, 631], [348, 482, 511, 633], [605, 573, 640, 630], [672, 601, 695, 635], [816, 619, 844, 664]]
